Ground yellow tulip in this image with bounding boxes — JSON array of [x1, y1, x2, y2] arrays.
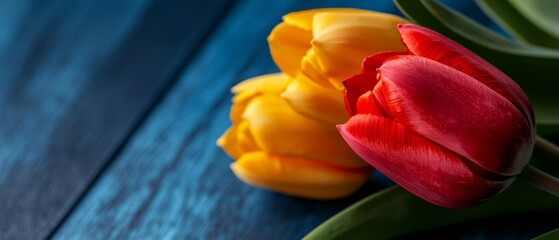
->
[[218, 73, 372, 200], [269, 8, 408, 90]]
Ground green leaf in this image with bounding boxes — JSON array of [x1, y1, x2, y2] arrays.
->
[[475, 0, 559, 49], [509, 0, 559, 40], [304, 181, 559, 239], [534, 228, 559, 240], [394, 0, 559, 133]]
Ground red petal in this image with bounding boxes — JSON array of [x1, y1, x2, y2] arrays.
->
[[343, 72, 377, 116], [398, 24, 534, 126], [356, 91, 391, 118], [377, 56, 533, 176], [343, 52, 409, 117], [362, 51, 409, 73], [338, 114, 513, 208]]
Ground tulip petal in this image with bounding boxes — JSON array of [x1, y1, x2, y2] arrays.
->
[[231, 73, 288, 124], [398, 24, 534, 126], [281, 74, 348, 125], [362, 51, 409, 73], [309, 12, 407, 90], [356, 91, 391, 118], [232, 73, 288, 94], [268, 23, 313, 77], [283, 8, 370, 31], [217, 126, 242, 159], [243, 94, 367, 168], [231, 151, 371, 200], [235, 120, 260, 154], [377, 56, 533, 176], [343, 72, 378, 116], [217, 121, 261, 159], [301, 50, 339, 90], [338, 114, 513, 208]]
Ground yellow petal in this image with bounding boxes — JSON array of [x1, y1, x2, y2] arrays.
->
[[236, 120, 260, 154], [306, 12, 408, 90], [232, 72, 288, 95], [282, 8, 371, 31], [217, 121, 261, 160], [231, 152, 371, 199], [217, 126, 242, 159], [268, 23, 312, 77], [243, 94, 367, 168], [281, 74, 348, 125], [230, 73, 288, 124], [300, 49, 338, 90]]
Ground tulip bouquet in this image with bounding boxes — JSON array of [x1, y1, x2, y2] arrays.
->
[[218, 0, 559, 238]]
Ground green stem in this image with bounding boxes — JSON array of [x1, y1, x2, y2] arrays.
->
[[520, 164, 559, 197], [534, 135, 559, 163]]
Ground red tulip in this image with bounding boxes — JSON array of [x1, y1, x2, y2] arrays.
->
[[337, 24, 535, 208]]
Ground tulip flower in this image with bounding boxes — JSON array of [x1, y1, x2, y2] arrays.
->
[[218, 73, 372, 200], [337, 23, 536, 208], [269, 8, 408, 124]]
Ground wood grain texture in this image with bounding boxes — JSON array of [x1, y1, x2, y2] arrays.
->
[[0, 0, 235, 239], [52, 0, 404, 239]]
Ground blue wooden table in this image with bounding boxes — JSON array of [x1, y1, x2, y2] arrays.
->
[[1, 0, 557, 239]]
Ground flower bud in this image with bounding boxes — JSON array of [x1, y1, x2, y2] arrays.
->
[[268, 9, 407, 91], [338, 24, 535, 208], [218, 73, 371, 199]]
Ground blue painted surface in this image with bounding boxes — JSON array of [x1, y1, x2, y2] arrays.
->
[[0, 0, 556, 239], [0, 0, 235, 239]]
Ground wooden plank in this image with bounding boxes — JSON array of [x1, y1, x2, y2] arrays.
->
[[51, 0, 405, 239], [0, 0, 236, 239]]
